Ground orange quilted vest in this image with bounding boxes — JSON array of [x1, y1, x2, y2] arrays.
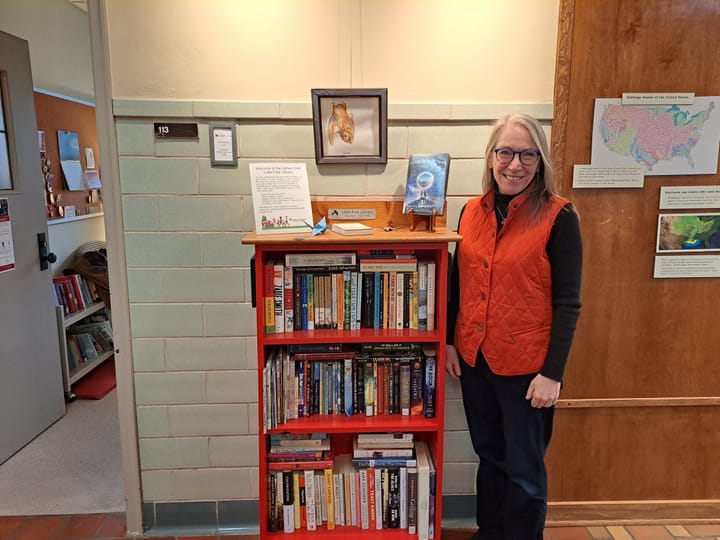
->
[[454, 191, 568, 375]]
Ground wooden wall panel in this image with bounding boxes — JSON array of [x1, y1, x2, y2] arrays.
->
[[548, 407, 720, 500], [553, 0, 720, 399], [549, 0, 720, 520], [34, 92, 99, 220]]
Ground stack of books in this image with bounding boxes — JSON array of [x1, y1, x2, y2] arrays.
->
[[267, 433, 333, 471]]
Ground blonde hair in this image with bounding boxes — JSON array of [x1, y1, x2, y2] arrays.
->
[[482, 113, 559, 220]]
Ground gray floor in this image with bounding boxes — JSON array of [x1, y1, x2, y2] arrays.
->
[[0, 389, 125, 516]]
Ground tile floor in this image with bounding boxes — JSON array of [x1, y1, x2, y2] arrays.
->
[[2, 514, 720, 540]]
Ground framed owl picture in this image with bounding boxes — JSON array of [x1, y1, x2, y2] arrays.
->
[[311, 88, 387, 164]]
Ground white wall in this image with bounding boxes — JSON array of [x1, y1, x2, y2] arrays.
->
[[106, 0, 559, 103], [0, 0, 95, 102]]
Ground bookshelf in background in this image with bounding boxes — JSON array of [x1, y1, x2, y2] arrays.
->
[[53, 272, 113, 401], [243, 225, 460, 539]]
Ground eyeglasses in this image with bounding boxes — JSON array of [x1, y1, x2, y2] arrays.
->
[[493, 147, 541, 165]]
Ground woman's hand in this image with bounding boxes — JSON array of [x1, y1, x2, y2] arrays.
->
[[526, 374, 561, 408], [446, 344, 461, 380]]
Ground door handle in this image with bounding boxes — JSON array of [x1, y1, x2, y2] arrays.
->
[[37, 232, 57, 271]]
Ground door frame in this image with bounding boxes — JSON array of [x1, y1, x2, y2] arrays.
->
[[87, 1, 142, 533]]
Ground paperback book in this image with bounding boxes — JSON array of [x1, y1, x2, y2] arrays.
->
[[403, 153, 451, 216]]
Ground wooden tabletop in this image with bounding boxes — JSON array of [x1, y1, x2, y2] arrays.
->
[[241, 226, 462, 245]]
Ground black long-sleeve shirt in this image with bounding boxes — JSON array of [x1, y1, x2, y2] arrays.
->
[[447, 197, 583, 382]]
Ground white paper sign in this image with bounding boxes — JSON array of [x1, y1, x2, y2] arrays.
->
[[573, 165, 644, 188], [249, 163, 314, 235], [659, 185, 720, 209], [654, 255, 720, 278]]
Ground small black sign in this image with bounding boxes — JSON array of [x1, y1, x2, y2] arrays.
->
[[154, 122, 199, 139]]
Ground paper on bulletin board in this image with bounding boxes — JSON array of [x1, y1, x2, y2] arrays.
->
[[57, 130, 85, 191], [0, 198, 16, 273], [84, 169, 102, 189]]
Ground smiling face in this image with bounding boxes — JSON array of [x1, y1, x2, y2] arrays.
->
[[490, 123, 540, 196]]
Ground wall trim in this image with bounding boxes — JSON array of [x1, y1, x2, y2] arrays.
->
[[112, 99, 553, 122], [557, 396, 720, 408], [547, 500, 720, 526], [441, 495, 720, 527]]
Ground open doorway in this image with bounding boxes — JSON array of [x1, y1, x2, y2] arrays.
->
[[0, 0, 125, 518]]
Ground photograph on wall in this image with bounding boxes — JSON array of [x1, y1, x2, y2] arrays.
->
[[403, 153, 451, 216], [656, 213, 720, 252], [591, 97, 720, 175]]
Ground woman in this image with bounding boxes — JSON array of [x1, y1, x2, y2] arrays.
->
[[446, 113, 583, 540]]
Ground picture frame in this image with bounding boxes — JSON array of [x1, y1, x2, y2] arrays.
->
[[311, 88, 388, 164]]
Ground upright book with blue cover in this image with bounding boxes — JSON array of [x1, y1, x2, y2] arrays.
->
[[403, 153, 451, 216]]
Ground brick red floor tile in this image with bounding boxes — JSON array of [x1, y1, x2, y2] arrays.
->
[[52, 514, 106, 540], [546, 526, 594, 539], [92, 514, 127, 539], [5, 516, 66, 540], [0, 516, 24, 538]]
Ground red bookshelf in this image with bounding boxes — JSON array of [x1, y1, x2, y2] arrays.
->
[[243, 227, 460, 538]]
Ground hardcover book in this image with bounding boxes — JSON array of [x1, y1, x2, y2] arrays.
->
[[403, 153, 451, 216]]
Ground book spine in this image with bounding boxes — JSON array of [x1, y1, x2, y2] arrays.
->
[[417, 261, 428, 331], [324, 467, 335, 530], [293, 270, 303, 330], [367, 467, 377, 530], [306, 273, 315, 330], [296, 359, 305, 418], [423, 349, 436, 418], [359, 468, 369, 529], [282, 470, 295, 533], [293, 470, 302, 530], [396, 272, 404, 329], [283, 266, 294, 333], [399, 361, 411, 416], [344, 358, 353, 417], [426, 261, 436, 331], [388, 467, 400, 528], [304, 470, 317, 530], [407, 466, 418, 534], [372, 272, 381, 329], [285, 252, 357, 267], [400, 466, 408, 529], [343, 270, 352, 330], [352, 457, 418, 468], [264, 263, 275, 334], [411, 357, 425, 416], [364, 360, 375, 416], [273, 262, 284, 333], [375, 467, 384, 529], [268, 472, 278, 531]]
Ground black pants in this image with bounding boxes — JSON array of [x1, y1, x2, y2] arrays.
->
[[459, 354, 555, 540]]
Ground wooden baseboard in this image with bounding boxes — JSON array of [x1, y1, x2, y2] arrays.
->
[[547, 500, 720, 526]]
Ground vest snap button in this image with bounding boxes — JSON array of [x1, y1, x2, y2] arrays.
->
[[477, 324, 484, 332], [481, 293, 486, 300]]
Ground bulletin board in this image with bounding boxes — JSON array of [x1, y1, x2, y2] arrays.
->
[[34, 92, 100, 221]]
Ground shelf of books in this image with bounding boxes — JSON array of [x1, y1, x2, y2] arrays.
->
[[53, 272, 114, 399], [242, 228, 460, 539]]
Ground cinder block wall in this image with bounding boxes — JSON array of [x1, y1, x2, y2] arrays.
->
[[115, 98, 552, 527]]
